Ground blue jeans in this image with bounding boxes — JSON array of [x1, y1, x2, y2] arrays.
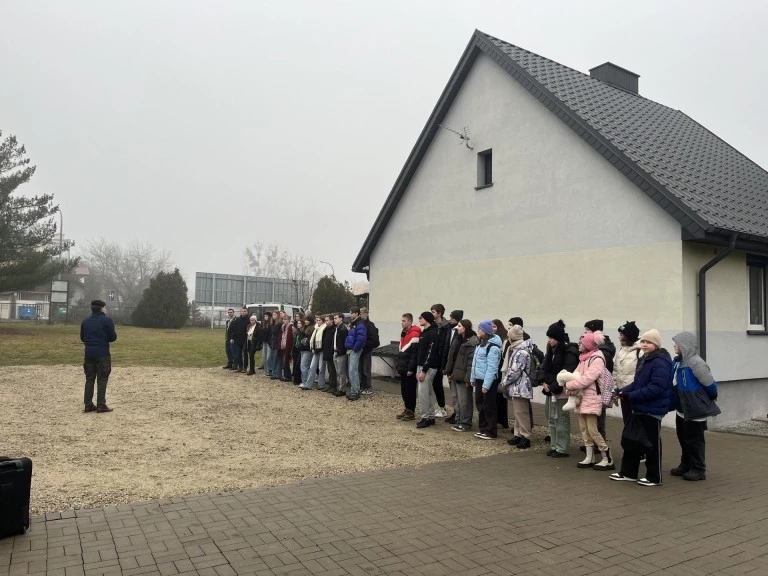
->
[[263, 343, 272, 373], [306, 352, 326, 389], [268, 347, 279, 378], [230, 342, 242, 369], [347, 351, 361, 397], [300, 351, 312, 384], [224, 340, 234, 367]]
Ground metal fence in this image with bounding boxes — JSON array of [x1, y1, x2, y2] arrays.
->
[[0, 302, 138, 325]]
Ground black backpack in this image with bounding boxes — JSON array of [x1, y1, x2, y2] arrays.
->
[[527, 343, 545, 386], [485, 341, 503, 386]]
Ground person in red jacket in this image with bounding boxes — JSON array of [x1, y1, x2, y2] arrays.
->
[[396, 313, 421, 421]]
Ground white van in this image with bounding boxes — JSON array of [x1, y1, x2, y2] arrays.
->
[[247, 302, 305, 321]]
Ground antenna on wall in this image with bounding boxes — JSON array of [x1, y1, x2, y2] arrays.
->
[[438, 124, 474, 150]]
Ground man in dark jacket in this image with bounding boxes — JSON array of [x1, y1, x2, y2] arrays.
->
[[268, 311, 281, 378], [440, 309, 462, 423], [223, 308, 235, 368], [396, 313, 421, 421], [344, 307, 367, 401], [431, 304, 450, 418], [80, 299, 117, 413], [321, 315, 337, 393], [415, 311, 440, 429], [228, 307, 249, 372], [359, 307, 380, 395], [332, 313, 349, 397]]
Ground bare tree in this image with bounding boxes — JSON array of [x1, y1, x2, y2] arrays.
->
[[244, 241, 320, 308], [82, 238, 172, 306]]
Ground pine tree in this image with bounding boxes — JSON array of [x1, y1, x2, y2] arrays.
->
[[132, 268, 189, 329], [310, 276, 355, 314]]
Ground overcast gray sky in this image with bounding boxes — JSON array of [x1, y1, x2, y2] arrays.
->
[[2, 0, 766, 290]]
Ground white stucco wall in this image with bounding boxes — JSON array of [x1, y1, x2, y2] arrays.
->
[[369, 52, 682, 346]]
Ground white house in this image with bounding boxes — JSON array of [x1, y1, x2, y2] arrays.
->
[[353, 30, 768, 427]]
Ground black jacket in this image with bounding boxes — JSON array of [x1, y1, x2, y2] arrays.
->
[[228, 315, 249, 345], [80, 311, 117, 357], [269, 323, 281, 348], [362, 319, 380, 353], [541, 341, 580, 395], [333, 324, 349, 357], [322, 323, 335, 361], [600, 335, 616, 372], [396, 326, 420, 376], [448, 334, 478, 385], [417, 324, 440, 371], [439, 320, 458, 371]]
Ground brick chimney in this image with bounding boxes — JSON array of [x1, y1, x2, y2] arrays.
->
[[589, 62, 640, 94]]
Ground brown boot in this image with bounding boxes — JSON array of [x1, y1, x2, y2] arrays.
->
[[401, 409, 415, 421], [96, 404, 113, 413], [83, 404, 97, 413], [396, 409, 408, 419]]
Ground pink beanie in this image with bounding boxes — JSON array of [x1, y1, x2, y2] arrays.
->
[[581, 330, 605, 351]]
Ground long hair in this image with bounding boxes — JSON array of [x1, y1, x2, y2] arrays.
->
[[492, 319, 508, 342]]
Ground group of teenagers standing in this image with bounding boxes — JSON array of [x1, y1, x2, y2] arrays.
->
[[395, 306, 721, 487], [223, 305, 380, 401]]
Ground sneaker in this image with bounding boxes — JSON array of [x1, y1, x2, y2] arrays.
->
[[83, 404, 97, 413], [477, 433, 495, 440], [298, 384, 310, 390], [361, 389, 373, 395], [445, 414, 456, 425], [222, 365, 232, 369], [416, 418, 434, 429], [637, 478, 661, 487], [451, 425, 466, 432], [435, 407, 448, 418], [507, 436, 522, 446], [609, 473, 637, 482], [670, 465, 689, 477], [551, 451, 570, 459], [474, 432, 486, 438], [546, 449, 556, 457], [96, 404, 113, 413], [515, 438, 531, 449], [682, 470, 706, 481]]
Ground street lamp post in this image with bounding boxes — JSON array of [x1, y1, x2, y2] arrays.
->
[[319, 260, 335, 278]]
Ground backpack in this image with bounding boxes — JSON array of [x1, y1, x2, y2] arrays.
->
[[485, 341, 503, 386], [589, 356, 618, 407], [527, 343, 545, 386]]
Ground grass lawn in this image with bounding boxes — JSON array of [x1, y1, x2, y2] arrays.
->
[[0, 323, 247, 367]]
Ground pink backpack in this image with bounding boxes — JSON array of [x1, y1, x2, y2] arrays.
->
[[589, 356, 618, 407]]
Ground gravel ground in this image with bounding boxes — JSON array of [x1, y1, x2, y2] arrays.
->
[[0, 366, 558, 515], [715, 419, 768, 437]]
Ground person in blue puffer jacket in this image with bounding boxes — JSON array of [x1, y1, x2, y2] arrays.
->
[[344, 306, 367, 401], [470, 320, 503, 440], [670, 332, 720, 481]]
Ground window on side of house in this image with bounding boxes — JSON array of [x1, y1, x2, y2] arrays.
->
[[747, 257, 767, 331], [476, 149, 492, 188]]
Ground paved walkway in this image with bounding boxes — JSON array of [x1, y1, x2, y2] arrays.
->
[[4, 399, 768, 576]]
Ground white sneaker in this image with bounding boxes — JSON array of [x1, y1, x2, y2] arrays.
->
[[361, 389, 373, 395], [637, 478, 660, 487], [435, 407, 448, 418], [298, 384, 309, 390], [609, 473, 637, 482]]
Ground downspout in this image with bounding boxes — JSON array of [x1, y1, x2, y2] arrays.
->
[[698, 233, 738, 360]]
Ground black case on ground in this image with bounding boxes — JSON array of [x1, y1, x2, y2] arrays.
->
[[0, 457, 32, 539]]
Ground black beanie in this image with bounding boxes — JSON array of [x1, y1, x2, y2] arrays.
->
[[450, 310, 464, 322], [584, 319, 604, 332], [91, 299, 106, 308], [508, 316, 523, 327], [420, 311, 434, 324], [546, 320, 567, 343], [618, 320, 640, 342]]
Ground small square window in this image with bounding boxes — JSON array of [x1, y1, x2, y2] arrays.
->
[[476, 149, 492, 188]]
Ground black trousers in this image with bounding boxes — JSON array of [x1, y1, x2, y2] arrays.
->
[[475, 380, 498, 437], [676, 415, 707, 473], [497, 392, 509, 428], [292, 348, 302, 383], [400, 373, 417, 411], [326, 356, 337, 388], [619, 396, 633, 426], [598, 407, 607, 439], [620, 414, 662, 484], [247, 342, 260, 373], [433, 369, 446, 408], [84, 355, 111, 407]]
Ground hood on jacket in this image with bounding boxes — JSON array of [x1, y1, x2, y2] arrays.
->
[[672, 332, 698, 359], [464, 334, 479, 347], [487, 334, 503, 348]]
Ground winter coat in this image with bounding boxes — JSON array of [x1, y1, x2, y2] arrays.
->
[[296, 324, 313, 352], [80, 311, 117, 357], [448, 334, 478, 385], [396, 324, 421, 376], [277, 323, 294, 353], [470, 334, 503, 390], [269, 323, 281, 348], [671, 332, 721, 420], [599, 335, 617, 372], [613, 344, 640, 389], [333, 324, 349, 357], [443, 328, 462, 377], [621, 348, 673, 416], [437, 318, 454, 371], [362, 319, 380, 353], [541, 341, 579, 398], [416, 323, 440, 370], [228, 315, 249, 346], [564, 350, 606, 415], [501, 340, 533, 400], [345, 317, 367, 353], [310, 323, 325, 353], [321, 323, 335, 361]]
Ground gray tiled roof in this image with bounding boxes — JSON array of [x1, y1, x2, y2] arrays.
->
[[484, 33, 768, 239]]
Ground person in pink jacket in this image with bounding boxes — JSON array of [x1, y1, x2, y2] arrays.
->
[[559, 330, 615, 471]]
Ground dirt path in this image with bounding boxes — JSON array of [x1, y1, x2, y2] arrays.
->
[[0, 366, 542, 514]]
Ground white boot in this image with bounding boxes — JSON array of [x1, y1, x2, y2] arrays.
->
[[577, 446, 595, 468], [562, 395, 580, 412], [593, 448, 615, 471]]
